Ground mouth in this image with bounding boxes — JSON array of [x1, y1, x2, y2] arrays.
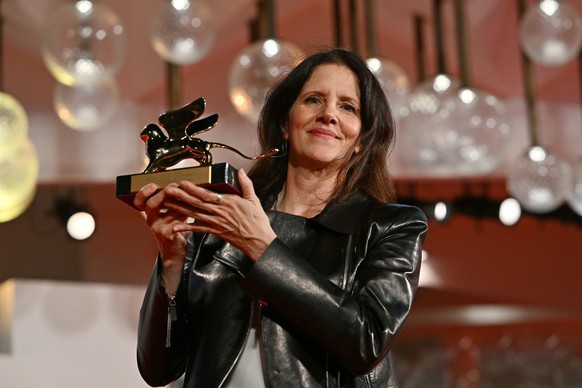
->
[[308, 128, 338, 139]]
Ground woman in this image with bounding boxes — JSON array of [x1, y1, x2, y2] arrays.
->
[[135, 48, 427, 387]]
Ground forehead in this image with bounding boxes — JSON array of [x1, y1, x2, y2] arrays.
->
[[302, 64, 360, 96]]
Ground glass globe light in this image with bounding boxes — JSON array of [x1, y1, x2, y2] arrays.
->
[[506, 145, 571, 213], [54, 77, 120, 131], [519, 0, 582, 66], [41, 0, 127, 86], [229, 38, 304, 123], [435, 87, 511, 176], [566, 157, 582, 216], [0, 92, 28, 163], [0, 138, 39, 223], [150, 0, 216, 65], [397, 73, 459, 169], [366, 57, 410, 121]]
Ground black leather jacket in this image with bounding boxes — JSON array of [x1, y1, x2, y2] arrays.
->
[[137, 195, 427, 387]]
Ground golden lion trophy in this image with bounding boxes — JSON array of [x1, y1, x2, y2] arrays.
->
[[116, 97, 279, 209]]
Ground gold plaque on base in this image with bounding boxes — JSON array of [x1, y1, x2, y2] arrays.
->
[[116, 163, 240, 210]]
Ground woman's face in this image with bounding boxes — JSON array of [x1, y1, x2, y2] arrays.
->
[[287, 64, 361, 170]]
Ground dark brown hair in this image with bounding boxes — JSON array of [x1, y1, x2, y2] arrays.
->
[[248, 47, 396, 204]]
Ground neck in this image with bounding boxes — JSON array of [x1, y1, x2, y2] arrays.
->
[[275, 165, 338, 218]]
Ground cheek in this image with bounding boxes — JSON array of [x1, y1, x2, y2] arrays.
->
[[287, 110, 309, 138], [345, 120, 361, 141]]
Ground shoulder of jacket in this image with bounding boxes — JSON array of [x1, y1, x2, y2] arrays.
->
[[366, 202, 428, 226]]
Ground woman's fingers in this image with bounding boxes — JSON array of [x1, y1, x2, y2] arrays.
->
[[133, 183, 158, 211]]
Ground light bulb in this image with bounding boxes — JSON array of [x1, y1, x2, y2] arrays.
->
[[435, 87, 510, 176], [53, 77, 120, 131], [0, 138, 39, 223], [229, 39, 304, 123], [433, 201, 449, 222], [150, 0, 216, 65], [41, 0, 126, 85], [366, 57, 410, 121], [519, 0, 582, 66], [397, 73, 459, 169], [506, 145, 571, 213], [0, 92, 28, 163], [499, 197, 521, 226], [66, 211, 96, 240]]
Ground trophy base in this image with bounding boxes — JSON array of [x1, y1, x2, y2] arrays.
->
[[116, 162, 241, 210]]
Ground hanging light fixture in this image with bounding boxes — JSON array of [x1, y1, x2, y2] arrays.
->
[[507, 0, 572, 214], [41, 0, 127, 86], [150, 0, 216, 66], [0, 91, 28, 163], [519, 0, 582, 67], [0, 138, 38, 223], [434, 0, 511, 176], [53, 74, 120, 131], [0, 0, 38, 223], [41, 0, 125, 131], [363, 0, 410, 121], [228, 0, 304, 123], [397, 0, 459, 171]]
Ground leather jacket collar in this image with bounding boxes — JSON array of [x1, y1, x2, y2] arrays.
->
[[264, 193, 373, 235]]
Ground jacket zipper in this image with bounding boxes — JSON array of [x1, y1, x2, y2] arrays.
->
[[165, 293, 177, 348]]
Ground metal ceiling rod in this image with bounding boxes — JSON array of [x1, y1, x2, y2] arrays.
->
[[517, 0, 540, 146], [454, 0, 471, 88], [166, 62, 182, 110], [364, 0, 378, 58], [414, 14, 427, 83], [251, 0, 275, 41], [332, 0, 343, 47], [433, 0, 447, 74], [348, 0, 360, 55], [165, 0, 181, 109]]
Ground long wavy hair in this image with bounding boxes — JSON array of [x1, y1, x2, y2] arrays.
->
[[248, 47, 397, 205]]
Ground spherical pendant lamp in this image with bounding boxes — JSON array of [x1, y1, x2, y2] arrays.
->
[[41, 0, 127, 86], [520, 0, 582, 67], [0, 91, 28, 163], [0, 138, 39, 223], [507, 145, 571, 213], [150, 0, 216, 65]]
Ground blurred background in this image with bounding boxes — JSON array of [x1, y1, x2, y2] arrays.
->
[[1, 0, 582, 386]]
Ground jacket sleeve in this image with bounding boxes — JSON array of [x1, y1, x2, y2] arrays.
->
[[243, 204, 428, 374], [136, 237, 198, 386]]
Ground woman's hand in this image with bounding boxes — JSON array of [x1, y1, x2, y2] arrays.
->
[[134, 182, 191, 293], [166, 168, 276, 262]]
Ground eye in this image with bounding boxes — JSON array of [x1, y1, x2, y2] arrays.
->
[[304, 95, 321, 104], [340, 102, 358, 114]]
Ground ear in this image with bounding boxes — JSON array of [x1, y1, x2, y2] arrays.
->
[[282, 130, 289, 140], [354, 144, 361, 154]]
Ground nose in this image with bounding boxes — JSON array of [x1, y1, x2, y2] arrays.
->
[[319, 103, 337, 124]]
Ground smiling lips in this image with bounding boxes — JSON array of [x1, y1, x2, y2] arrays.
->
[[308, 128, 338, 139]]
